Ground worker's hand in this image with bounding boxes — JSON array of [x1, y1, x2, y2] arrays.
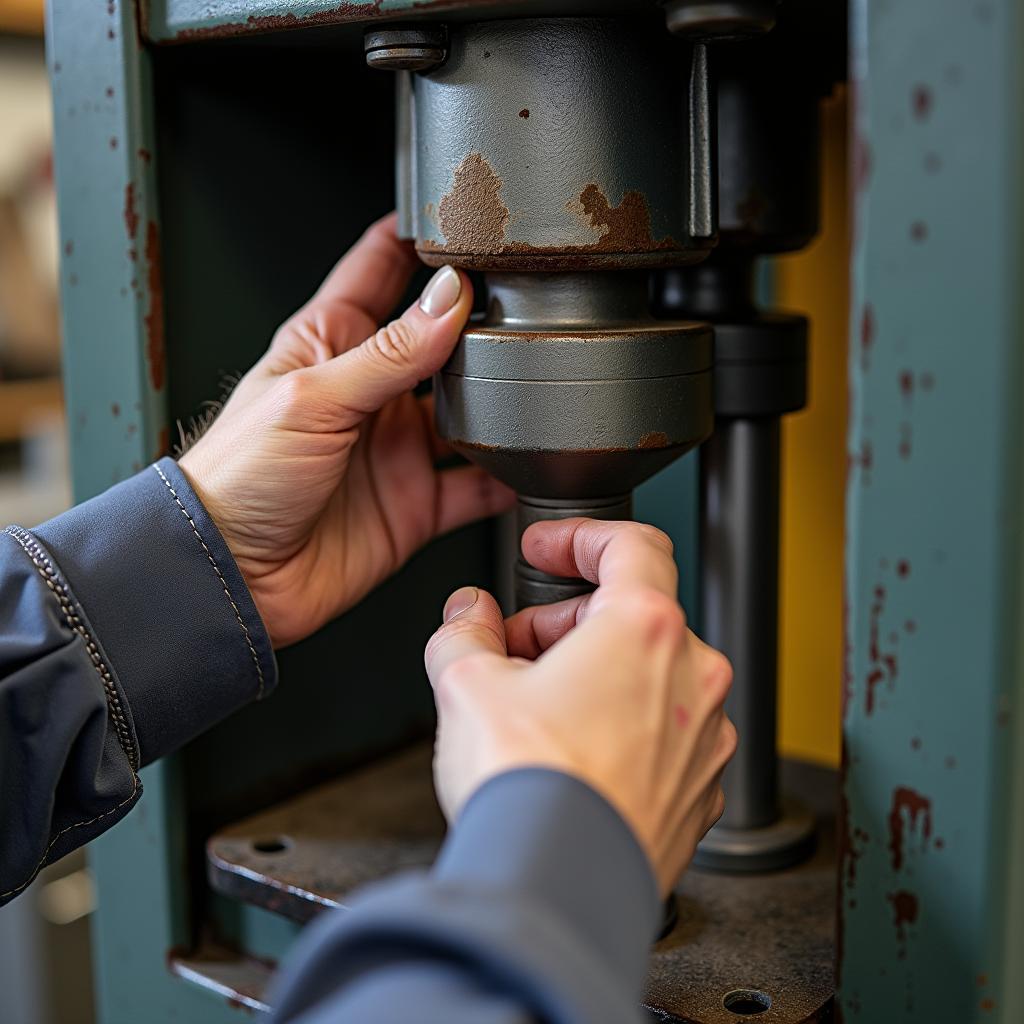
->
[[424, 520, 737, 895], [178, 214, 513, 648]]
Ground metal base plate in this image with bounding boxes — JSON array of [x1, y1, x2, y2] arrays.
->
[[201, 745, 835, 1022], [692, 800, 818, 873]]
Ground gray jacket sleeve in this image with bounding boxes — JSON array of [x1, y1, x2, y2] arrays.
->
[[270, 769, 661, 1024], [0, 457, 277, 905]]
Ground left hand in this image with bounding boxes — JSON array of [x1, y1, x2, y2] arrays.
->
[[179, 213, 513, 648]]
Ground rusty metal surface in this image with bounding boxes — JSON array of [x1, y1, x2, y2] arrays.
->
[[207, 745, 445, 923], [169, 945, 275, 1015], [207, 745, 835, 1021], [404, 18, 715, 270], [841, 1, 1024, 1020], [144, 0, 656, 43]]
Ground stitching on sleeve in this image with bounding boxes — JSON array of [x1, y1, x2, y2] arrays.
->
[[0, 526, 141, 902], [152, 463, 266, 700]]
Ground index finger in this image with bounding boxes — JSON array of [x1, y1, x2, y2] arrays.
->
[[307, 212, 421, 326], [521, 519, 679, 598]]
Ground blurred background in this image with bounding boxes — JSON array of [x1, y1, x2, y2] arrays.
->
[[0, 2, 92, 1022]]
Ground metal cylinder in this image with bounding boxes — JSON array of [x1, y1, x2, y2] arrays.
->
[[435, 272, 714, 501], [400, 17, 716, 270], [700, 417, 781, 828]]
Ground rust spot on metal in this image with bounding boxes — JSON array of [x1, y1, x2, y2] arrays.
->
[[144, 220, 165, 391], [910, 736, 921, 750], [897, 559, 910, 577], [437, 153, 509, 254], [637, 431, 670, 450], [977, 974, 989, 987], [911, 84, 933, 121], [888, 787, 932, 871], [64, 240, 73, 257], [111, 403, 121, 418], [168, 0, 385, 42], [980, 998, 995, 1011], [887, 890, 918, 956], [138, 147, 152, 165], [860, 303, 875, 371], [569, 184, 677, 253], [519, 108, 530, 119], [866, 583, 898, 715], [899, 371, 913, 398], [909, 221, 928, 242], [123, 182, 139, 240], [424, 169, 680, 269], [105, 86, 114, 98]]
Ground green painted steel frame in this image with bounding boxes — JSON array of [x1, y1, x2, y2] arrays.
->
[[841, 1, 1024, 1020], [44, 1, 235, 1021]]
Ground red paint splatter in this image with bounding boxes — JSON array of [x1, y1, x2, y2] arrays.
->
[[888, 787, 932, 871], [866, 668, 885, 715], [887, 889, 919, 947], [123, 183, 139, 240], [144, 221, 165, 391], [910, 221, 928, 242], [911, 84, 933, 120], [111, 403, 120, 417], [673, 705, 690, 729], [860, 304, 876, 370], [897, 560, 910, 578]]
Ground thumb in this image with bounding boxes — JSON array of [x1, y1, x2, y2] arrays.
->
[[311, 265, 471, 421], [424, 586, 509, 686]]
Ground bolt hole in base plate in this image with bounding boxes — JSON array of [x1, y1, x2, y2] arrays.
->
[[251, 837, 289, 854], [723, 989, 772, 1015]]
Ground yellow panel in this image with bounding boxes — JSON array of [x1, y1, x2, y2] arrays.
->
[[775, 88, 849, 768]]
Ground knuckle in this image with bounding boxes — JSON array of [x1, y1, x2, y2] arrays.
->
[[703, 649, 734, 702], [720, 716, 739, 761], [273, 370, 315, 414], [634, 522, 674, 557], [370, 319, 418, 370]]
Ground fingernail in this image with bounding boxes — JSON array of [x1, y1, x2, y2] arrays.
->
[[443, 586, 478, 622], [419, 266, 461, 318]]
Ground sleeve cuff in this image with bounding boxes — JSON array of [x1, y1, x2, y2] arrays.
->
[[32, 458, 277, 764]]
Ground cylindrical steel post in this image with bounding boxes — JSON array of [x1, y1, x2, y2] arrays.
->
[[700, 417, 781, 829]]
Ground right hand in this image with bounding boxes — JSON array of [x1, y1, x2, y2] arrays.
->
[[424, 519, 737, 895]]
